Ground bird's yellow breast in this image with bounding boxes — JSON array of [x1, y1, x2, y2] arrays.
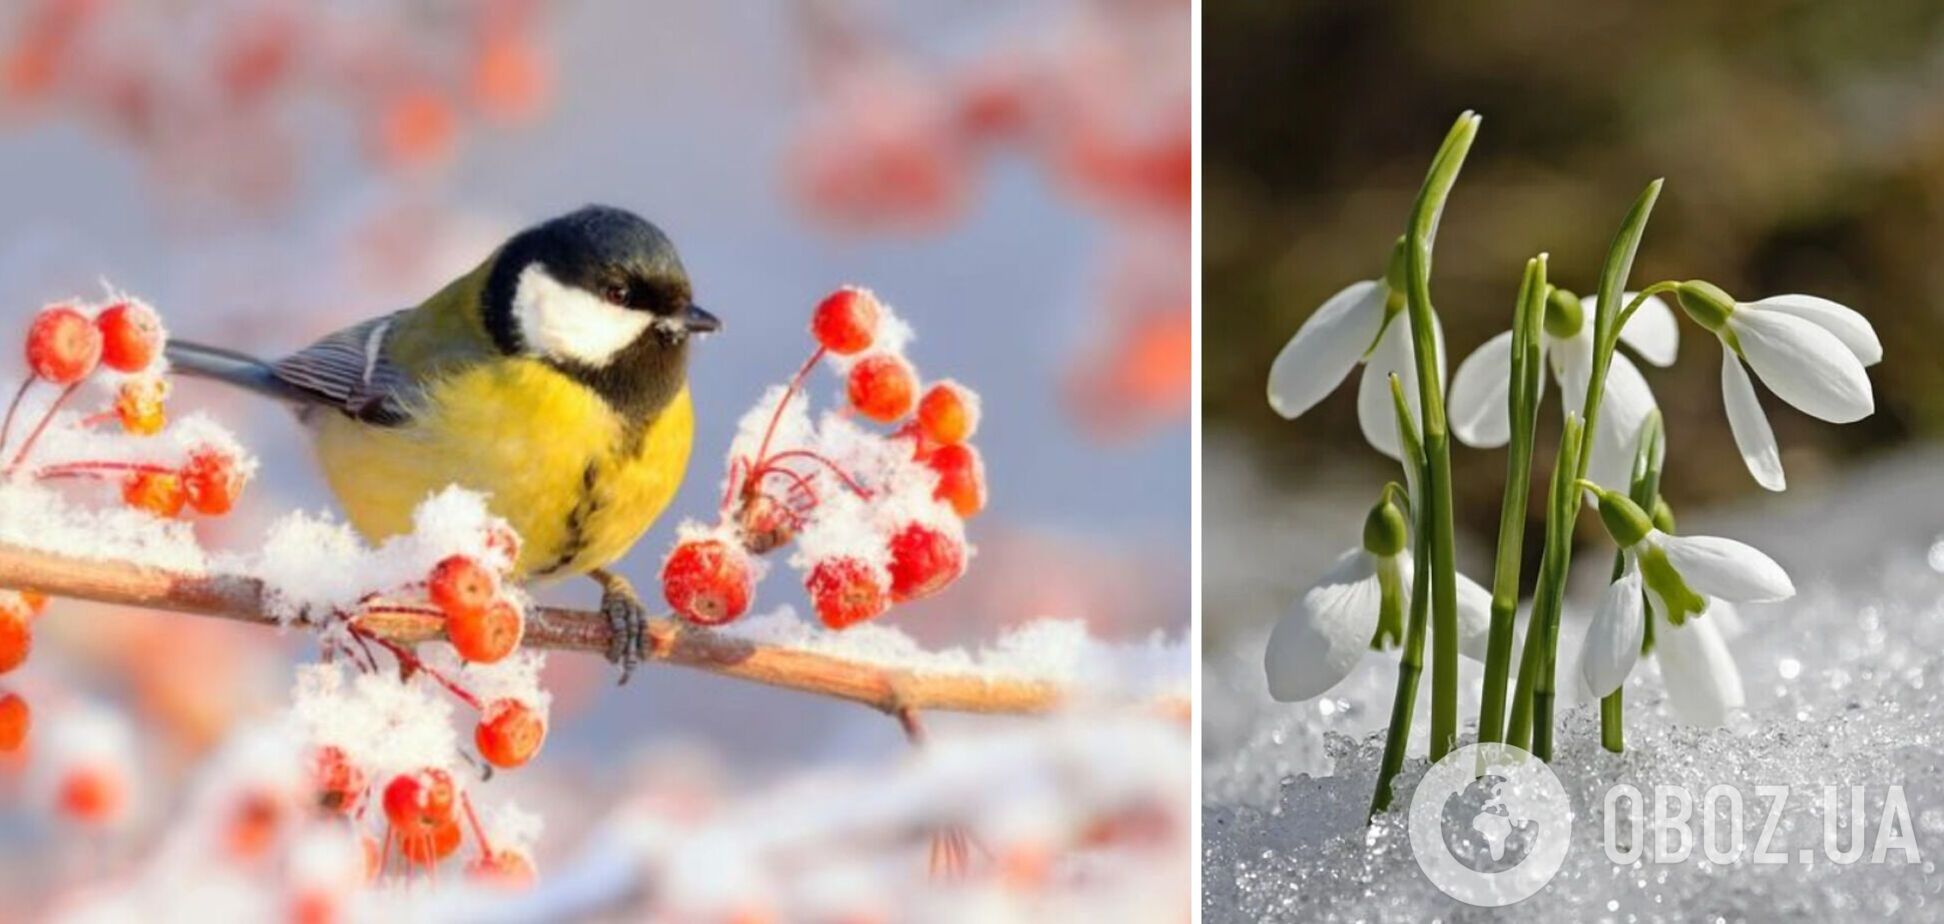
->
[[311, 359, 694, 581]]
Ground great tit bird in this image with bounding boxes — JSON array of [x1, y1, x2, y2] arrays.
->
[[165, 205, 719, 682]]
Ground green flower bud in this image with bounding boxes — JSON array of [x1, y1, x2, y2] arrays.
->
[[1590, 485, 1653, 548], [1675, 280, 1736, 333], [1382, 237, 1409, 319], [1544, 286, 1584, 339], [1639, 543, 1708, 625], [1651, 497, 1676, 533], [1362, 493, 1409, 558]]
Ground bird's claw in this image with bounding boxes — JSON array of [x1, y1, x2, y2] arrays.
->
[[598, 576, 647, 685]]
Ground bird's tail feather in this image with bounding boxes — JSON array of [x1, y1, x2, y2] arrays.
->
[[164, 341, 305, 404]]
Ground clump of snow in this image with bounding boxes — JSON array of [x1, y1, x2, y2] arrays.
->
[[722, 608, 1188, 701], [0, 480, 210, 572], [290, 663, 458, 778]]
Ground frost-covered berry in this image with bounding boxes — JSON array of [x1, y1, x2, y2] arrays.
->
[[95, 301, 162, 373], [916, 381, 979, 445], [25, 305, 102, 385], [181, 447, 245, 515], [398, 817, 463, 866], [428, 555, 495, 621], [310, 745, 366, 815], [467, 849, 537, 889], [735, 491, 797, 554], [0, 693, 26, 752], [448, 598, 523, 664], [847, 353, 918, 423], [811, 287, 881, 355], [484, 524, 522, 575], [122, 470, 187, 518], [886, 522, 967, 602], [475, 698, 545, 769], [806, 557, 890, 630], [661, 537, 754, 626], [113, 377, 168, 435], [926, 443, 987, 518], [382, 767, 455, 836], [0, 606, 28, 673], [58, 763, 126, 825]]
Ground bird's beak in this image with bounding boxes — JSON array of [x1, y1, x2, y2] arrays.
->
[[682, 304, 722, 334]]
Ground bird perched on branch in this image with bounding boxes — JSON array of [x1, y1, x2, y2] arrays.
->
[[165, 205, 719, 682]]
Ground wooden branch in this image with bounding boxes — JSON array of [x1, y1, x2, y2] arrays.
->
[[0, 541, 1184, 718]]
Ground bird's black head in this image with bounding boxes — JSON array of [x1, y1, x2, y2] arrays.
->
[[482, 205, 719, 421]]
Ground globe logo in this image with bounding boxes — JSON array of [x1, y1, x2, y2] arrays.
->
[[1408, 743, 1571, 906]]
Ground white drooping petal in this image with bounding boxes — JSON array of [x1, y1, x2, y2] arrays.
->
[[1616, 292, 1680, 366], [1721, 351, 1785, 491], [1729, 309, 1874, 423], [1655, 614, 1744, 727], [1264, 549, 1383, 702], [1654, 531, 1795, 603], [1749, 295, 1880, 366], [1583, 350, 1660, 495], [1267, 280, 1388, 419], [1548, 325, 1592, 417], [1447, 330, 1515, 448], [1707, 598, 1745, 640], [1356, 311, 1444, 460], [1580, 564, 1645, 699], [1455, 571, 1494, 663]]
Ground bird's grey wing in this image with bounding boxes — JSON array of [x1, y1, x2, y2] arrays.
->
[[271, 312, 421, 426]]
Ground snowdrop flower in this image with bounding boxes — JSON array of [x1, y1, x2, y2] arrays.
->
[[1674, 281, 1881, 491], [1266, 245, 1445, 460], [1577, 486, 1792, 719], [1449, 287, 1678, 492], [1264, 490, 1490, 702]]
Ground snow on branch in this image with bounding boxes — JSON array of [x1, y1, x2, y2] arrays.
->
[[0, 539, 1185, 718]]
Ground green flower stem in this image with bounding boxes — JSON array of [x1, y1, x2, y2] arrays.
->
[[1402, 111, 1480, 762], [1518, 414, 1583, 760], [1519, 180, 1663, 760], [1371, 375, 1430, 818], [1601, 412, 1666, 753], [1477, 255, 1549, 745]]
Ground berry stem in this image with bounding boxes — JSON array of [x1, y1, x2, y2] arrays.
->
[[760, 449, 872, 500], [460, 790, 494, 857], [0, 378, 32, 456], [751, 345, 829, 469], [3, 382, 80, 476], [352, 622, 484, 710]]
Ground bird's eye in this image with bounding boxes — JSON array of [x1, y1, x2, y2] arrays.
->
[[603, 284, 630, 305]]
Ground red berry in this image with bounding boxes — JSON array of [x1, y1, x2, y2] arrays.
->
[[382, 768, 455, 836], [181, 447, 245, 515], [398, 816, 463, 866], [428, 555, 495, 621], [0, 606, 28, 673], [661, 538, 754, 626], [475, 699, 546, 769], [484, 524, 522, 574], [0, 693, 27, 752], [58, 764, 126, 824], [225, 789, 284, 860], [113, 377, 168, 435], [806, 557, 890, 630], [468, 849, 537, 889], [916, 381, 979, 445], [885, 522, 967, 603], [25, 306, 102, 385], [926, 443, 987, 518], [95, 301, 162, 373], [448, 598, 523, 664], [122, 470, 186, 518], [310, 745, 366, 815], [847, 354, 918, 423], [811, 288, 880, 355], [734, 491, 796, 555]]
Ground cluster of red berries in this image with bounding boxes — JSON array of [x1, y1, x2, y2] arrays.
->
[[9, 299, 253, 519], [661, 287, 986, 632], [305, 753, 532, 886], [0, 590, 43, 756]]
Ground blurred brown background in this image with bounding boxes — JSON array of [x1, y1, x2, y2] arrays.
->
[[1207, 0, 1944, 557]]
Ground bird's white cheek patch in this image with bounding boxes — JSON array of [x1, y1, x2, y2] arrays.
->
[[511, 263, 654, 367]]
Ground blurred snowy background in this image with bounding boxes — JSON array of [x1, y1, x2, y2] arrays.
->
[[1207, 1, 1944, 919], [0, 0, 1189, 917]]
